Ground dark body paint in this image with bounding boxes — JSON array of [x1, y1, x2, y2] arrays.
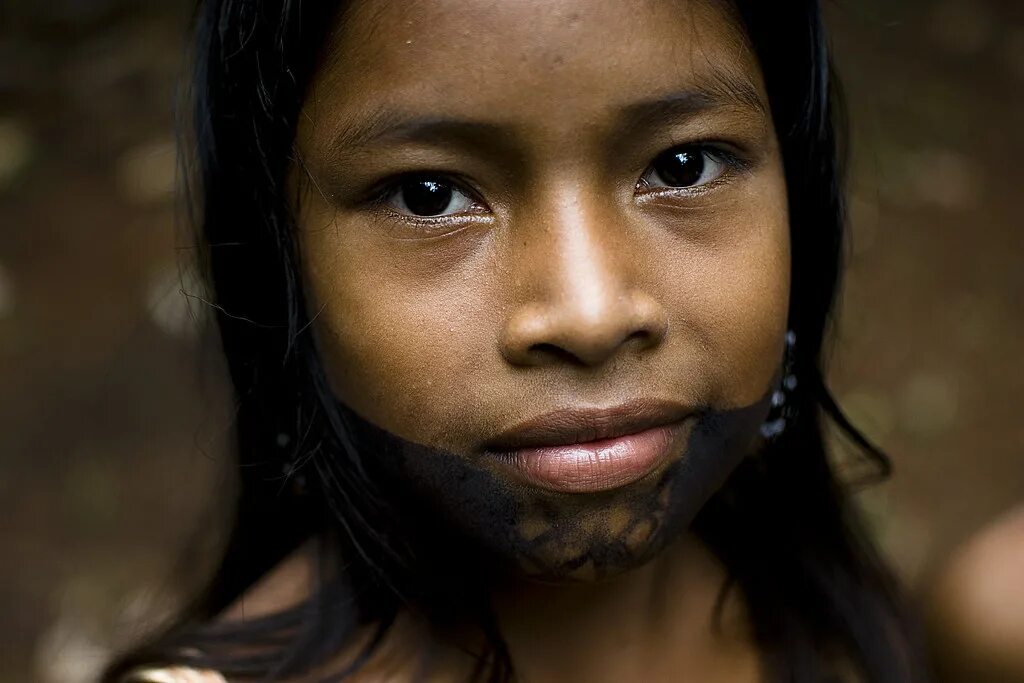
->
[[338, 387, 773, 588]]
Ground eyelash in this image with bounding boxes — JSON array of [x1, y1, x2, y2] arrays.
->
[[636, 146, 751, 197], [366, 143, 752, 224], [367, 173, 488, 227]]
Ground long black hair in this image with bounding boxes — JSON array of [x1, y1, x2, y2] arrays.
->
[[104, 1, 929, 681]]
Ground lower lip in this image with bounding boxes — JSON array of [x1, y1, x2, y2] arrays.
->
[[490, 420, 692, 494]]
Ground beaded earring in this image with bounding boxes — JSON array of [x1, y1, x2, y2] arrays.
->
[[760, 330, 797, 440]]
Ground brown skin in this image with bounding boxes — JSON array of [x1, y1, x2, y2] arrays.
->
[[285, 0, 790, 679], [927, 505, 1024, 683]]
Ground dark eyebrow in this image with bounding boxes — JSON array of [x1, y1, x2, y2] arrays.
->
[[323, 112, 513, 160], [616, 70, 768, 132]]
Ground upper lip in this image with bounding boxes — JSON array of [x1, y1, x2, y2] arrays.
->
[[482, 398, 696, 452]]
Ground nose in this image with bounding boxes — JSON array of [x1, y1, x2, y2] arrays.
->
[[499, 202, 668, 368]]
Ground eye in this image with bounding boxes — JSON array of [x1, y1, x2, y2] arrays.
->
[[637, 146, 730, 192], [383, 174, 480, 218]]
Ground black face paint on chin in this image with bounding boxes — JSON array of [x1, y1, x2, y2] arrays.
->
[[337, 390, 772, 590]]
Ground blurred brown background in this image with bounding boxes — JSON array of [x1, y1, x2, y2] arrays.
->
[[0, 0, 1021, 681]]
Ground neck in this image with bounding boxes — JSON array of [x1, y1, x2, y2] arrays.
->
[[486, 533, 761, 683]]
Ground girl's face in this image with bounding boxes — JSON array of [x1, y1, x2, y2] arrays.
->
[[295, 0, 790, 580]]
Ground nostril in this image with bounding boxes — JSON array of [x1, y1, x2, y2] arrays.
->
[[527, 342, 589, 366], [626, 329, 651, 344], [500, 292, 668, 368]]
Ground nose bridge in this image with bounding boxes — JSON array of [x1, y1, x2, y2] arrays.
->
[[539, 188, 621, 317], [500, 183, 667, 367]]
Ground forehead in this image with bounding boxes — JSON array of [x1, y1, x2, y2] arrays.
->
[[303, 0, 762, 148]]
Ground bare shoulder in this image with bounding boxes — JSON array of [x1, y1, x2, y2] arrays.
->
[[928, 505, 1024, 680], [219, 549, 475, 683], [218, 545, 315, 623], [126, 547, 475, 683]]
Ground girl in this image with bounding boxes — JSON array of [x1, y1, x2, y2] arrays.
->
[[106, 0, 929, 681]]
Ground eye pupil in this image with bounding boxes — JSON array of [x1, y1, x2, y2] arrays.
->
[[402, 178, 453, 216], [653, 149, 705, 187]]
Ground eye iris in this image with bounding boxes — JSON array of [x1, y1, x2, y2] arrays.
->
[[402, 179, 453, 216], [653, 149, 705, 187]]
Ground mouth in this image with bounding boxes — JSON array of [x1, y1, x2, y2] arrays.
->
[[482, 399, 697, 494]]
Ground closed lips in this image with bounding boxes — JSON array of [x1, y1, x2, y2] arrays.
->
[[483, 399, 696, 494]]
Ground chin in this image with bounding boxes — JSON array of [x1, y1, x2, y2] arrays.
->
[[493, 458, 712, 583]]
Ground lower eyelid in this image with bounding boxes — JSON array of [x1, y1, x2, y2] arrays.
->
[[380, 203, 491, 224], [635, 168, 739, 200], [377, 213, 496, 241]]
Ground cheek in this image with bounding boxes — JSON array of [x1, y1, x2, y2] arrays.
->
[[301, 220, 499, 449], [658, 173, 791, 407]]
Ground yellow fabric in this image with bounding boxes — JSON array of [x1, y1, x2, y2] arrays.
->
[[122, 667, 227, 683]]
